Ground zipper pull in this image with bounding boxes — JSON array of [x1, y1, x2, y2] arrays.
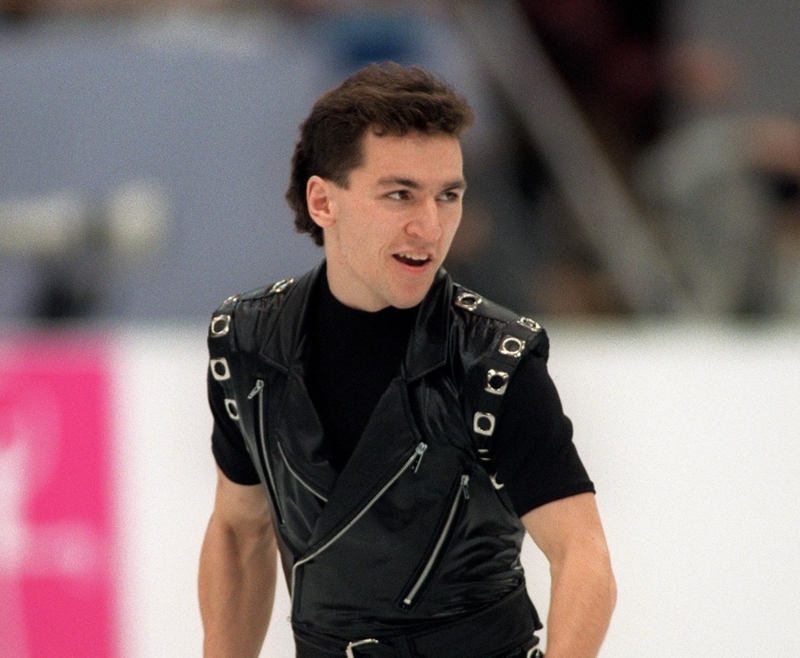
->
[[248, 379, 264, 399], [413, 442, 428, 473], [461, 474, 470, 500]]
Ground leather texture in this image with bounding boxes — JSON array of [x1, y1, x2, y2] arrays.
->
[[207, 263, 547, 642]]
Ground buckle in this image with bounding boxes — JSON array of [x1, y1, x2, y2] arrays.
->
[[345, 638, 379, 658]]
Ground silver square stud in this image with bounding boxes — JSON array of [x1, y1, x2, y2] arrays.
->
[[498, 335, 525, 357], [485, 369, 509, 395], [517, 316, 541, 332], [224, 399, 240, 421], [210, 357, 231, 381], [454, 292, 483, 311], [473, 411, 496, 436], [210, 314, 231, 338]]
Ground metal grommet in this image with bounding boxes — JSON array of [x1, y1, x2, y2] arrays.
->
[[490, 473, 505, 490], [224, 398, 240, 421], [269, 278, 294, 294], [517, 316, 541, 332], [498, 335, 525, 357], [209, 357, 231, 381], [473, 411, 496, 436], [485, 369, 509, 395], [210, 314, 231, 337], [454, 291, 483, 311]]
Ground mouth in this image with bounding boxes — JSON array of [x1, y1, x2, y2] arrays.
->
[[393, 253, 432, 269]]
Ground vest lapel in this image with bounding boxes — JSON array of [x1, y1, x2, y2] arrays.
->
[[307, 377, 421, 546], [262, 264, 455, 549], [275, 367, 339, 499]]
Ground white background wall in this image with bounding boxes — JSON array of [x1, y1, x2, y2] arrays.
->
[[113, 322, 800, 657]]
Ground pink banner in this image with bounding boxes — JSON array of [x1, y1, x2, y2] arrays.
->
[[0, 335, 118, 658]]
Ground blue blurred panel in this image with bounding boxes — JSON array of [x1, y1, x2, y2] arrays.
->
[[0, 12, 490, 321], [0, 17, 325, 320]]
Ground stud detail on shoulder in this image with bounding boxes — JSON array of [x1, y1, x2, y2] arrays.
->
[[473, 411, 496, 436], [209, 357, 231, 381], [210, 314, 231, 338], [269, 278, 294, 295], [454, 291, 483, 311], [498, 335, 525, 358], [485, 369, 509, 395], [517, 316, 541, 332]]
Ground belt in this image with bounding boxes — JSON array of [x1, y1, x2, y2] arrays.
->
[[293, 583, 540, 658]]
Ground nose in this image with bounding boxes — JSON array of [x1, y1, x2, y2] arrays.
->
[[406, 197, 442, 242]]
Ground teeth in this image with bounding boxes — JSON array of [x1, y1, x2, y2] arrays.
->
[[398, 253, 428, 261]]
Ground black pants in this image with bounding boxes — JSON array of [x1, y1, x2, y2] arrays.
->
[[294, 583, 542, 658], [296, 638, 542, 658], [493, 641, 543, 658]]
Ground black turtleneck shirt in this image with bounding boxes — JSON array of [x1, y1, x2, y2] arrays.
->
[[211, 274, 593, 516], [305, 275, 419, 472]]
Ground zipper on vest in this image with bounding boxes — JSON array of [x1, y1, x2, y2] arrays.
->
[[290, 441, 428, 602], [400, 474, 471, 609], [277, 440, 329, 503], [249, 379, 284, 525]]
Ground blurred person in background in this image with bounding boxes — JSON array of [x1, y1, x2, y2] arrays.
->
[[448, 0, 800, 317], [199, 62, 615, 658], [635, 41, 800, 315], [447, 0, 667, 316]]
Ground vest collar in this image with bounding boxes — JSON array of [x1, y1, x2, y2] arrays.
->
[[257, 261, 452, 381]]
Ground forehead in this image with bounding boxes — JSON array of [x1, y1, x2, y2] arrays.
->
[[355, 130, 463, 178]]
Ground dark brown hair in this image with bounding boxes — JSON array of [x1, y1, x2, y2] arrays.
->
[[286, 62, 474, 245]]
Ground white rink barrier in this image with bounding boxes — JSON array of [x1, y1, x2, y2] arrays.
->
[[3, 323, 798, 658]]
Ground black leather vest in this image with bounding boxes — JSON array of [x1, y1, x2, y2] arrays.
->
[[207, 264, 547, 640]]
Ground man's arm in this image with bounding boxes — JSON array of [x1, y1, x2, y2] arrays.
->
[[522, 492, 616, 658], [199, 466, 278, 658]]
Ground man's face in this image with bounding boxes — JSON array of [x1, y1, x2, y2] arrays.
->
[[308, 130, 465, 311]]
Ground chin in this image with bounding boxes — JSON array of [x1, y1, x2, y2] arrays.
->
[[393, 299, 423, 310], [391, 288, 429, 309], [387, 272, 437, 309]]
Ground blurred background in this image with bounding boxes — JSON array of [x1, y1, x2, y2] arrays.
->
[[1, 0, 799, 656]]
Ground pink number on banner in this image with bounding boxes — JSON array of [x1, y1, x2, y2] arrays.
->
[[0, 336, 118, 658]]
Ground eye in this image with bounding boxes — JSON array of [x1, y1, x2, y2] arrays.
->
[[387, 190, 411, 201], [438, 190, 463, 203]]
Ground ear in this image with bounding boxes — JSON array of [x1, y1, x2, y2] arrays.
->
[[306, 176, 337, 229]]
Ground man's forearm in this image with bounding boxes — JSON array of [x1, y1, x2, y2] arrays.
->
[[199, 514, 278, 658], [542, 539, 616, 658]]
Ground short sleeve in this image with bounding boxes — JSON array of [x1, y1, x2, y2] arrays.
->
[[207, 369, 261, 485], [493, 352, 595, 517]]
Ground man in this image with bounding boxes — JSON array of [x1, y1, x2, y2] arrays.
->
[[199, 62, 615, 658]]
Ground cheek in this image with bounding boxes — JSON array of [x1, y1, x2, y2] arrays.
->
[[337, 211, 390, 261], [442, 213, 462, 241]]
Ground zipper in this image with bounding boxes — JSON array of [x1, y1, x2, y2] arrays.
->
[[401, 474, 470, 609], [290, 441, 428, 601], [248, 379, 285, 525], [277, 440, 328, 503]]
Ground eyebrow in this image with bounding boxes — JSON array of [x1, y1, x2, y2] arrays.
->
[[376, 177, 467, 191]]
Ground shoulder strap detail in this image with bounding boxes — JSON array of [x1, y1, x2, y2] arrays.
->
[[206, 276, 297, 421], [208, 294, 242, 421], [454, 286, 546, 488]]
